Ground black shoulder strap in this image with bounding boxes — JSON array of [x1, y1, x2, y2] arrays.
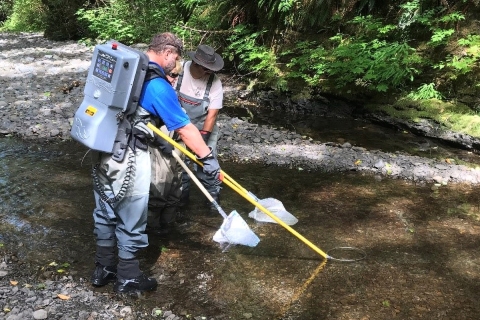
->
[[203, 74, 215, 100], [139, 64, 169, 125], [145, 64, 169, 83]]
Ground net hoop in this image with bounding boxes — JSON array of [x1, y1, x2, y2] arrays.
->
[[326, 246, 366, 262]]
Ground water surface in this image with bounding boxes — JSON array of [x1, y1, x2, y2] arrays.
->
[[1, 131, 480, 319]]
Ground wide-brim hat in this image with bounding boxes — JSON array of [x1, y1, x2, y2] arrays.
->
[[187, 44, 224, 72]]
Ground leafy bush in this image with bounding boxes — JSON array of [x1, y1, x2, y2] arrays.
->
[[282, 3, 476, 99], [434, 34, 480, 83], [285, 41, 327, 87], [1, 0, 46, 31], [286, 15, 423, 94], [328, 39, 421, 92], [0, 0, 14, 24], [226, 24, 286, 90], [407, 83, 443, 100], [76, 0, 179, 44]]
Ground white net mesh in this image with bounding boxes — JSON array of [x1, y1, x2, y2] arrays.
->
[[213, 210, 260, 247], [248, 198, 298, 225]]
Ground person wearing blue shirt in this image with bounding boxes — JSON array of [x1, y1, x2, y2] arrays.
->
[[146, 61, 186, 236], [140, 62, 189, 130], [90, 32, 222, 294]]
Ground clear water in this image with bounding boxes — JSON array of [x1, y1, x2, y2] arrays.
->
[[1, 117, 480, 319]]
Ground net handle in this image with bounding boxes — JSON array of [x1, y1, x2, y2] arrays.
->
[[147, 123, 329, 260], [171, 151, 227, 219]]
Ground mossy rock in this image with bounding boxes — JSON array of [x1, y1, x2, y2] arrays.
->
[[365, 98, 480, 138]]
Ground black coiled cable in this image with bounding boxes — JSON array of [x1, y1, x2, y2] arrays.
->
[[92, 150, 135, 205]]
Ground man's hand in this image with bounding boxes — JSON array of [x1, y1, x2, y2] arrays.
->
[[197, 147, 222, 182], [153, 136, 173, 156], [199, 130, 211, 143]]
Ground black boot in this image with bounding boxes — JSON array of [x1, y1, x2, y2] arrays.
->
[[91, 246, 117, 286], [175, 208, 188, 224], [91, 263, 117, 286], [114, 258, 157, 294], [114, 273, 158, 294]]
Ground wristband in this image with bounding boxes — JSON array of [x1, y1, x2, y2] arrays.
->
[[196, 147, 214, 160]]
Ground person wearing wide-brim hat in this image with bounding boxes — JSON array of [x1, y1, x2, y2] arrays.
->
[[187, 44, 224, 72], [175, 44, 225, 212]]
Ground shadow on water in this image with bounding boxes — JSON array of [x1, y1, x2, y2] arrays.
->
[[2, 136, 480, 319], [223, 105, 480, 165]]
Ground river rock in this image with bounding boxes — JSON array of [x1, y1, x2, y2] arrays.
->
[[33, 309, 48, 319], [1, 32, 480, 186]]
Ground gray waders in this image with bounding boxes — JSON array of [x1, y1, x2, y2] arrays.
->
[[148, 125, 185, 234], [175, 73, 221, 207], [91, 106, 153, 280]]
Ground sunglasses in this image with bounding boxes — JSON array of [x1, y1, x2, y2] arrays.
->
[[168, 72, 179, 78]]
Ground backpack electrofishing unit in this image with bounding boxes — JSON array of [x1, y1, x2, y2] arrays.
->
[[70, 40, 150, 162]]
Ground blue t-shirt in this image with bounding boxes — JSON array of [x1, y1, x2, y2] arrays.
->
[[139, 62, 190, 131]]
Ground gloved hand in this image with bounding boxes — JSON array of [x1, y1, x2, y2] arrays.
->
[[153, 136, 173, 156], [199, 130, 211, 143], [197, 147, 222, 182]]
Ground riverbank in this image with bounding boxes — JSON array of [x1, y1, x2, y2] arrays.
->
[[1, 32, 480, 185], [2, 32, 480, 320]]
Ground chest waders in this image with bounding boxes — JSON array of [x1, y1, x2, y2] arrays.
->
[[147, 126, 185, 235], [91, 63, 169, 271], [70, 39, 167, 206], [92, 64, 168, 206], [175, 72, 218, 150], [73, 40, 167, 290], [175, 70, 221, 206]]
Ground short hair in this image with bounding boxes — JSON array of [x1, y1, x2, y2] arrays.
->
[[148, 32, 183, 55]]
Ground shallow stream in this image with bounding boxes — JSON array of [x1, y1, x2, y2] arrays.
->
[[1, 116, 480, 319]]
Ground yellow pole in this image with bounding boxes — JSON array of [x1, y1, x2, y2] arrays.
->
[[147, 122, 330, 260]]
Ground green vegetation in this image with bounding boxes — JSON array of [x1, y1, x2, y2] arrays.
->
[[1, 0, 45, 31], [0, 0, 14, 24], [407, 83, 443, 100], [2, 0, 480, 137], [76, 0, 178, 44], [365, 99, 480, 137], [226, 25, 287, 90]]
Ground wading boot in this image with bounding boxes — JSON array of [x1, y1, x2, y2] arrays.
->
[[155, 206, 178, 237], [91, 246, 117, 286], [175, 209, 188, 224], [114, 273, 158, 294], [114, 258, 157, 294], [91, 263, 117, 286]]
